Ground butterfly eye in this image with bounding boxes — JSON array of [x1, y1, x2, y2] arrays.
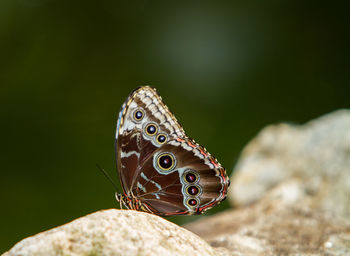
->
[[184, 171, 198, 183], [133, 109, 144, 121], [145, 123, 158, 136], [157, 153, 175, 171], [186, 185, 200, 196], [187, 198, 199, 207], [156, 134, 167, 144]]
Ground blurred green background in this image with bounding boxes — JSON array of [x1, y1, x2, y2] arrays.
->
[[1, 0, 350, 252]]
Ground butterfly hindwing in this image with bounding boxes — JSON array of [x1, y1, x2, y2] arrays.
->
[[132, 137, 228, 215]]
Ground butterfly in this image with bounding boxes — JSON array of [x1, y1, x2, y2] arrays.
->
[[115, 86, 229, 216]]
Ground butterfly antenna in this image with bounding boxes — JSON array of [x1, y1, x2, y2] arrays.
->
[[96, 164, 120, 192]]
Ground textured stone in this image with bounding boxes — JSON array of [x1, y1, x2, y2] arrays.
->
[[185, 110, 350, 255], [185, 181, 350, 256], [3, 209, 219, 256], [229, 109, 350, 220]]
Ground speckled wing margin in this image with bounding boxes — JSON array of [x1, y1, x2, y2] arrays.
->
[[116, 86, 185, 141]]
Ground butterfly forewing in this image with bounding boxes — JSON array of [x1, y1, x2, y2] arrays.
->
[[115, 86, 229, 216], [116, 87, 184, 192]]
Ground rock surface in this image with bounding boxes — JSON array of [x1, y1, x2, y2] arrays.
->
[[229, 109, 350, 220], [185, 180, 350, 255], [185, 110, 350, 255], [3, 209, 219, 256]]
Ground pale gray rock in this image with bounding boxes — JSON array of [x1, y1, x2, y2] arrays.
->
[[186, 181, 350, 256], [3, 209, 220, 256], [185, 110, 350, 255], [229, 109, 350, 220]]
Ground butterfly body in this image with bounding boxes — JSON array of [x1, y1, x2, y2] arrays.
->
[[115, 86, 229, 216]]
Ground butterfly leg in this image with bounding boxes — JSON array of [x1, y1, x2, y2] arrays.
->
[[115, 192, 123, 209]]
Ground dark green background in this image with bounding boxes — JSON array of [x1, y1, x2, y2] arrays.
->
[[1, 0, 349, 252]]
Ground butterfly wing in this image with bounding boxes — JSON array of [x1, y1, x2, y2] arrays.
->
[[133, 138, 229, 216], [116, 86, 229, 216]]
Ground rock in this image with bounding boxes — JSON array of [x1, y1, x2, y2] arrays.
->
[[185, 180, 350, 256], [3, 209, 220, 256], [229, 109, 350, 220], [185, 110, 350, 255]]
